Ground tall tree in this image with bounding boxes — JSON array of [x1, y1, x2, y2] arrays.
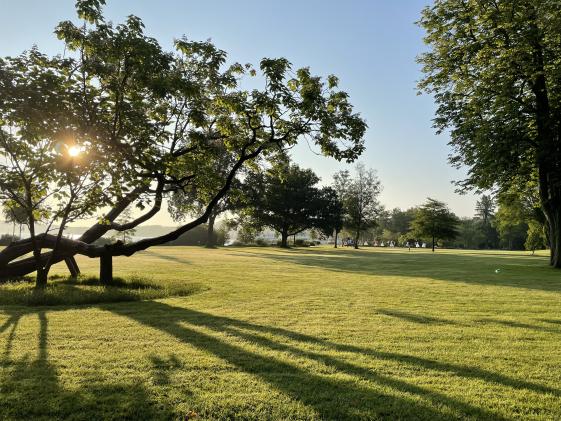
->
[[243, 163, 335, 248], [474, 195, 499, 249], [411, 198, 459, 252], [0, 0, 366, 283], [418, 0, 561, 267], [334, 163, 382, 249], [475, 195, 495, 226]]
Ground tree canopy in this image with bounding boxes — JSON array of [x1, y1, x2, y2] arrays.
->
[[243, 163, 339, 248], [411, 198, 459, 252], [0, 0, 366, 284], [418, 0, 561, 267], [333, 163, 382, 249]]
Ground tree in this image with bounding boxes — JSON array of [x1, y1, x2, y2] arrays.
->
[[455, 218, 485, 250], [0, 0, 366, 283], [318, 187, 344, 248], [167, 143, 244, 248], [375, 207, 417, 244], [109, 208, 137, 244], [494, 197, 529, 251], [2, 204, 27, 239], [243, 163, 336, 248], [526, 220, 547, 254], [411, 198, 459, 252], [334, 163, 382, 249], [475, 195, 495, 226], [474, 195, 499, 249], [0, 49, 107, 286], [418, 0, 561, 267]]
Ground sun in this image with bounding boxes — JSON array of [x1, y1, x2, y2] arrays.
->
[[68, 146, 81, 157]]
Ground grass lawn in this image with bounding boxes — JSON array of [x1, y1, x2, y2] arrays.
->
[[1, 246, 561, 420]]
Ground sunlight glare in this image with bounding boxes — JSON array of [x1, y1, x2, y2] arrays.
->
[[68, 146, 81, 157]]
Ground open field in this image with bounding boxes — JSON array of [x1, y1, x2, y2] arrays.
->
[[1, 246, 561, 420]]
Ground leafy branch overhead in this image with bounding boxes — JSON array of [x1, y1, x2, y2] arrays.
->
[[0, 0, 366, 283]]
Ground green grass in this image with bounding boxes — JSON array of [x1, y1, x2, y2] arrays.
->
[[0, 275, 204, 306], [1, 246, 561, 420]]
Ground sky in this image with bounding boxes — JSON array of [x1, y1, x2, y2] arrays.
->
[[0, 0, 480, 225]]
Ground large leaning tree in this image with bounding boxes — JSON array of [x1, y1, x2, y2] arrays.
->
[[0, 0, 366, 286], [418, 0, 561, 267]]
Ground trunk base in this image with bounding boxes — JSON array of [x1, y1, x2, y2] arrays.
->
[[35, 268, 48, 289], [100, 254, 113, 284]]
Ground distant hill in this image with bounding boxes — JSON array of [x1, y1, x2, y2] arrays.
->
[[0, 223, 180, 239]]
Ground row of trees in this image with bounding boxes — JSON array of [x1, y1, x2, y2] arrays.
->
[[172, 161, 382, 250], [149, 157, 548, 253]]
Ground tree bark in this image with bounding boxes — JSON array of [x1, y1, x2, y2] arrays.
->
[[65, 256, 80, 278], [35, 267, 48, 289], [543, 203, 561, 268], [432, 235, 435, 252], [206, 213, 216, 248], [354, 229, 360, 249], [334, 229, 338, 248], [100, 253, 113, 284]]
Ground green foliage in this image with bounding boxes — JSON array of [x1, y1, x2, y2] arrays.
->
[[373, 208, 417, 243], [418, 0, 561, 191], [411, 198, 459, 250], [0, 0, 367, 280], [167, 224, 228, 247], [243, 162, 338, 246], [109, 208, 137, 244], [417, 0, 561, 266], [526, 220, 547, 253], [494, 196, 530, 251], [333, 163, 382, 245]]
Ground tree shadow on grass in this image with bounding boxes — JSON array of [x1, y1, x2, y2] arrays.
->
[[476, 318, 561, 335], [141, 249, 192, 266], [106, 300, 561, 420], [233, 248, 561, 293], [376, 309, 462, 325], [0, 308, 173, 420]]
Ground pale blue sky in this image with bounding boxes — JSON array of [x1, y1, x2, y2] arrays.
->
[[0, 0, 479, 222]]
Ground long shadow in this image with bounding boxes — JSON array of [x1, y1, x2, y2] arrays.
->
[[477, 318, 561, 335], [233, 248, 561, 293], [106, 300, 560, 419], [541, 319, 561, 325], [376, 309, 461, 325], [0, 308, 174, 420], [141, 249, 192, 265]]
